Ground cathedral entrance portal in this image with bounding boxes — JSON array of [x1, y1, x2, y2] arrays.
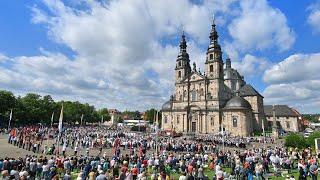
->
[[191, 122, 196, 132], [187, 105, 200, 134]]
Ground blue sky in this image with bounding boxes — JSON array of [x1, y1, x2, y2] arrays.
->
[[0, 0, 319, 113]]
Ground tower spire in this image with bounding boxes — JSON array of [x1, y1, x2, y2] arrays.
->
[[179, 30, 187, 53], [175, 28, 191, 82], [206, 13, 222, 62], [177, 27, 189, 62], [209, 17, 219, 44]]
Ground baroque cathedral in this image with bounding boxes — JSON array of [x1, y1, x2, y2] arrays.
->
[[161, 21, 265, 136]]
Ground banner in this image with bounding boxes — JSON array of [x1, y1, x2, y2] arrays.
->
[[58, 104, 63, 133]]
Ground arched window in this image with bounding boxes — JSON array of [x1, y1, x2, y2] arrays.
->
[[177, 116, 180, 124], [164, 116, 168, 124], [232, 116, 237, 127], [178, 71, 181, 78], [210, 65, 213, 72], [210, 54, 213, 60]]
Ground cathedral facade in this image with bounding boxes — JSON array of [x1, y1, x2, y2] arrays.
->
[[161, 21, 265, 137]]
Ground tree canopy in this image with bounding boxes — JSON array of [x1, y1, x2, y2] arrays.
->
[[0, 90, 110, 127], [303, 114, 320, 123], [285, 133, 307, 149], [284, 131, 320, 149], [0, 89, 162, 127], [306, 131, 320, 148], [144, 108, 161, 124]]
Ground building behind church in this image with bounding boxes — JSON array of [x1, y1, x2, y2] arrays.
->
[[161, 21, 265, 136], [264, 105, 303, 132]]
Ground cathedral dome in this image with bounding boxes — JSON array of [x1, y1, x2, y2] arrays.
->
[[162, 100, 173, 111], [225, 96, 252, 109]]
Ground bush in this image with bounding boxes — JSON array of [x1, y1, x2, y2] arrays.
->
[[306, 131, 320, 148], [285, 133, 307, 149]]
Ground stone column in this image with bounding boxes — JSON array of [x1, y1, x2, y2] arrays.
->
[[182, 114, 185, 132]]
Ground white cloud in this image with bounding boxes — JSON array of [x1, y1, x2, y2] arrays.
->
[[232, 54, 271, 77], [263, 53, 320, 84], [227, 0, 295, 54], [0, 0, 300, 112], [6, 0, 231, 110], [307, 1, 320, 34], [263, 53, 320, 113], [0, 53, 9, 63]]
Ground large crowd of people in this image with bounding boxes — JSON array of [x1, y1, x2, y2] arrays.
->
[[0, 125, 319, 180]]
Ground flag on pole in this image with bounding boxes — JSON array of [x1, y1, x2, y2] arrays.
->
[[153, 111, 156, 126], [156, 111, 159, 127], [262, 119, 266, 145], [8, 109, 13, 130], [9, 109, 12, 122], [262, 119, 265, 135], [80, 114, 84, 126], [51, 112, 54, 127], [58, 104, 63, 133]]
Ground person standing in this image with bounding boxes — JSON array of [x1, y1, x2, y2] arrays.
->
[[63, 170, 72, 180], [255, 162, 264, 180], [74, 146, 78, 156], [309, 161, 318, 180], [179, 172, 187, 180], [62, 143, 67, 156], [96, 170, 107, 180], [215, 166, 224, 180]]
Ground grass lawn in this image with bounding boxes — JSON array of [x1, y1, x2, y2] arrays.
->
[[163, 166, 299, 180], [70, 166, 300, 180], [0, 168, 302, 180]]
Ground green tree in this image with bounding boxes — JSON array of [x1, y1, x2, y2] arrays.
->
[[20, 93, 46, 124], [0, 89, 111, 126], [0, 90, 17, 126], [306, 131, 320, 148], [285, 133, 307, 149], [157, 110, 162, 127], [122, 110, 137, 120], [0, 90, 16, 113], [303, 114, 320, 123], [98, 108, 111, 122], [59, 101, 100, 124], [145, 108, 160, 124], [134, 111, 141, 119], [117, 116, 123, 123]]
